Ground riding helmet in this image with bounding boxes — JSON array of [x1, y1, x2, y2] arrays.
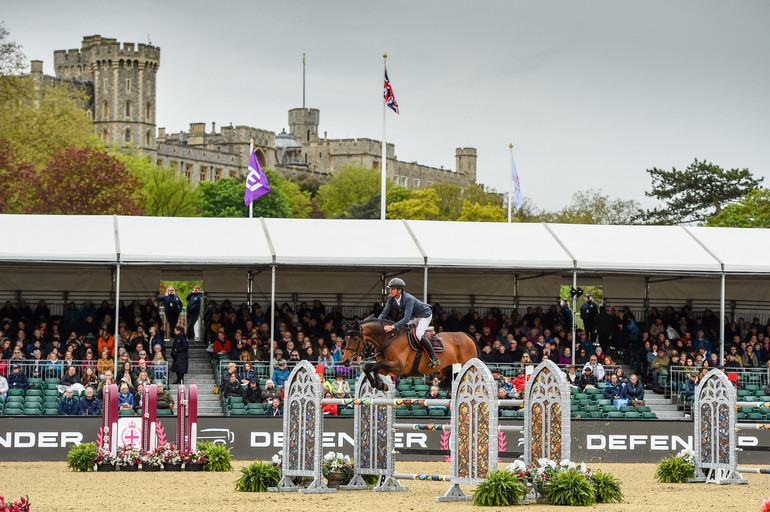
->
[[387, 277, 406, 289]]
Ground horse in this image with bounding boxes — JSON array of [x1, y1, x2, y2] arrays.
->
[[340, 315, 479, 391]]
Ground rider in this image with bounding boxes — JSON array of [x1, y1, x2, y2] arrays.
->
[[378, 278, 440, 369]]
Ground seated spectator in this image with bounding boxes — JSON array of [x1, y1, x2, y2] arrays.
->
[[7, 364, 28, 390], [243, 379, 262, 405], [79, 386, 102, 416], [96, 347, 112, 377], [742, 345, 759, 368], [213, 332, 231, 357], [575, 348, 589, 365], [261, 380, 281, 402], [497, 387, 517, 413], [266, 397, 283, 416], [221, 372, 243, 399], [82, 367, 98, 389], [582, 355, 605, 381], [622, 374, 645, 407], [150, 353, 167, 381], [58, 387, 80, 415], [559, 347, 572, 366], [724, 353, 741, 369], [116, 361, 134, 388], [651, 347, 670, 392], [322, 390, 337, 415], [684, 373, 699, 402], [239, 362, 257, 385], [577, 366, 597, 390], [271, 360, 290, 386], [479, 345, 494, 363], [133, 383, 144, 413], [603, 374, 623, 403], [222, 361, 238, 383], [118, 382, 134, 410], [230, 339, 246, 361], [331, 372, 351, 397], [61, 365, 82, 388], [156, 382, 174, 411], [512, 370, 527, 395], [0, 373, 6, 405], [565, 365, 579, 387]]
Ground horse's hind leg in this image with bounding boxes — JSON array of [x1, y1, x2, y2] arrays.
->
[[438, 367, 453, 391]]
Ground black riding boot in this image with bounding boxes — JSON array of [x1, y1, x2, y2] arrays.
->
[[420, 336, 440, 368]]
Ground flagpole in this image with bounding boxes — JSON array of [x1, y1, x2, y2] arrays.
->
[[508, 143, 513, 223], [249, 139, 254, 219], [381, 53, 387, 221]]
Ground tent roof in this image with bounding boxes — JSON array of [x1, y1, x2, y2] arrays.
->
[[686, 226, 770, 274], [406, 220, 573, 269], [0, 214, 116, 264]]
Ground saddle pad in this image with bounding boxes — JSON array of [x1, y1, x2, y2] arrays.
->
[[407, 328, 445, 352]]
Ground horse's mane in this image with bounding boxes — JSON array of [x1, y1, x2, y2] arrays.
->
[[361, 314, 393, 326]]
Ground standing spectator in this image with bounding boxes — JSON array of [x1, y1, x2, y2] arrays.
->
[[170, 325, 188, 384], [559, 298, 573, 331], [580, 294, 599, 342], [79, 387, 102, 416], [58, 388, 80, 415], [272, 360, 290, 386], [651, 347, 670, 392], [155, 382, 174, 411], [186, 285, 203, 340], [159, 286, 183, 335], [242, 379, 262, 406], [148, 327, 165, 357], [266, 397, 283, 416]]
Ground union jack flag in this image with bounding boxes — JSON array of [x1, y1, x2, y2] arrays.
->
[[384, 66, 399, 114]]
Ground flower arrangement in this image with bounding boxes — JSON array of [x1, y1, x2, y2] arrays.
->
[[114, 445, 142, 467], [761, 498, 770, 512], [94, 446, 116, 467], [184, 448, 209, 466], [271, 450, 283, 469], [655, 448, 696, 483], [154, 444, 183, 466], [0, 495, 30, 512], [322, 451, 354, 483]]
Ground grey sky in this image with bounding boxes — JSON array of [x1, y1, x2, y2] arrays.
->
[[4, 1, 769, 212]]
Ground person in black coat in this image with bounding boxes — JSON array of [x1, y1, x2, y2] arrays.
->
[[621, 374, 645, 407], [185, 285, 203, 340], [159, 286, 183, 334], [580, 294, 599, 341], [170, 326, 189, 384], [242, 379, 262, 405], [221, 373, 243, 399]]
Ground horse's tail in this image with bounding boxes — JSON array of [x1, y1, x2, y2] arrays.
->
[[466, 332, 481, 358]]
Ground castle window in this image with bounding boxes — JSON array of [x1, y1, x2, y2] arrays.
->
[[400, 176, 408, 187], [214, 168, 222, 181], [146, 81, 151, 95], [64, 66, 70, 77], [306, 129, 310, 141], [124, 129, 132, 143], [145, 130, 151, 146], [199, 170, 206, 183], [414, 178, 421, 188], [125, 78, 131, 92], [102, 101, 108, 118], [125, 101, 132, 118], [427, 181, 433, 187], [76, 65, 82, 78], [103, 79, 107, 93], [157, 159, 164, 167], [101, 129, 109, 143], [146, 103, 151, 121]]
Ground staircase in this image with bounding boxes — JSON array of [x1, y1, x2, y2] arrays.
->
[[166, 345, 222, 417], [615, 363, 686, 420]]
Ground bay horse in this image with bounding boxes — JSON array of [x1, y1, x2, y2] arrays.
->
[[341, 315, 478, 391]]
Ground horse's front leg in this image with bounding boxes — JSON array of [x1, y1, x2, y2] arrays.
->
[[368, 361, 394, 392], [362, 363, 377, 390]]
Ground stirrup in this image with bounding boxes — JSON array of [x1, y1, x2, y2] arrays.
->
[[427, 357, 440, 368]]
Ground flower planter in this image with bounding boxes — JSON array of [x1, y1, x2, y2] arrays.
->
[[164, 463, 183, 471], [141, 464, 161, 471], [185, 463, 204, 471], [119, 464, 139, 472], [325, 471, 348, 489], [95, 464, 116, 472]]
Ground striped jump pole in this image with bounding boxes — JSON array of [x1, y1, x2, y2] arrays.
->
[[736, 468, 770, 474], [392, 473, 451, 481], [735, 402, 770, 408], [735, 424, 770, 430], [392, 423, 524, 432]]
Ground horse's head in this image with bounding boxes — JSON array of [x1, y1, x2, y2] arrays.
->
[[340, 316, 388, 366]]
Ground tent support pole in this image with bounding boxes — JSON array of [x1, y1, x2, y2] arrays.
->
[[513, 274, 519, 312], [423, 266, 428, 303], [113, 262, 121, 377], [247, 270, 253, 308], [571, 270, 577, 366], [269, 265, 276, 378], [720, 271, 725, 364]]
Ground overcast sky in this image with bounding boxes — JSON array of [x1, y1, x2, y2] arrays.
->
[[4, 1, 769, 211]]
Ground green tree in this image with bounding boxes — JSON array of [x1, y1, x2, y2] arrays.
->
[[642, 159, 762, 224], [457, 202, 507, 222], [430, 182, 464, 220], [387, 188, 441, 220], [113, 151, 200, 217], [462, 184, 503, 207], [0, 138, 35, 213], [706, 188, 770, 228], [551, 189, 641, 225], [0, 22, 24, 76], [197, 170, 291, 218], [275, 176, 312, 218], [317, 164, 396, 218], [22, 146, 143, 215]]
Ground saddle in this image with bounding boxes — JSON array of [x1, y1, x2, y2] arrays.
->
[[407, 328, 445, 353]]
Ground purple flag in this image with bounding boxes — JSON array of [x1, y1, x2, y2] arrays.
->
[[244, 150, 270, 206]]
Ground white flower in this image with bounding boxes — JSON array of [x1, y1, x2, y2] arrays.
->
[[580, 462, 587, 474], [507, 460, 527, 473]]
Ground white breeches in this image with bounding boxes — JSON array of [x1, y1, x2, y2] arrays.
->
[[409, 316, 433, 339]]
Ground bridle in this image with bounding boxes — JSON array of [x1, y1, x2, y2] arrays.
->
[[344, 322, 392, 356]]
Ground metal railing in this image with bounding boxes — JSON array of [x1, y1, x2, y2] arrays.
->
[[668, 365, 770, 402], [4, 359, 169, 382]]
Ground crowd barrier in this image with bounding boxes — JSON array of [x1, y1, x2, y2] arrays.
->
[[270, 357, 571, 501], [692, 369, 770, 484]]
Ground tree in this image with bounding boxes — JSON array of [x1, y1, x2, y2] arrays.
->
[[112, 151, 200, 217], [550, 189, 641, 225], [457, 202, 507, 222], [0, 22, 25, 76], [275, 176, 312, 218], [22, 146, 144, 215], [387, 188, 441, 220], [642, 159, 762, 224], [706, 188, 770, 228], [430, 182, 464, 220], [0, 138, 35, 213], [197, 170, 292, 218], [317, 164, 395, 218]]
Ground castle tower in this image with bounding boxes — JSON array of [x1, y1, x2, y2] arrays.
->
[[53, 35, 160, 159], [455, 147, 477, 186], [288, 107, 319, 144]]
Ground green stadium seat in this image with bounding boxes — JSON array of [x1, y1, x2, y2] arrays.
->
[[227, 396, 243, 405], [397, 383, 412, 391], [571, 412, 582, 419], [24, 396, 43, 405], [43, 399, 59, 409], [595, 399, 611, 407], [43, 408, 59, 415], [6, 395, 24, 404], [642, 412, 658, 419], [44, 383, 59, 391], [636, 406, 651, 413], [745, 384, 760, 391], [413, 385, 430, 393], [229, 409, 247, 415], [152, 379, 167, 385], [584, 387, 601, 396], [247, 408, 265, 415], [119, 409, 135, 416], [25, 389, 42, 397], [741, 406, 758, 414], [754, 389, 766, 397], [400, 390, 418, 398], [573, 393, 589, 401], [624, 412, 641, 419], [737, 390, 752, 397], [395, 407, 412, 417], [500, 410, 517, 417], [428, 408, 446, 416], [596, 382, 606, 389], [244, 402, 262, 410], [28, 377, 43, 387], [587, 412, 602, 418], [44, 377, 60, 384], [582, 405, 599, 413], [411, 406, 429, 416], [156, 409, 173, 416], [8, 389, 24, 397], [23, 408, 42, 415], [44, 389, 59, 397], [578, 399, 591, 407], [228, 402, 245, 410], [605, 411, 623, 419], [339, 408, 355, 416], [748, 413, 764, 421], [737, 412, 748, 420], [619, 406, 636, 413], [602, 405, 617, 414]]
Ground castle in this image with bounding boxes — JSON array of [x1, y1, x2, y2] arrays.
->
[[38, 35, 478, 190]]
